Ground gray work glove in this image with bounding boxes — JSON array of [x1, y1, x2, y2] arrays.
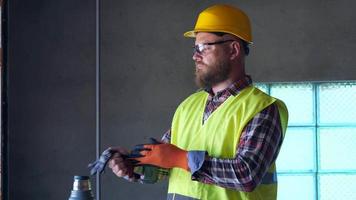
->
[[88, 138, 160, 176], [88, 148, 119, 175]]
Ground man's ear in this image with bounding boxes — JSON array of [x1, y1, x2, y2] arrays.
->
[[229, 41, 241, 60]]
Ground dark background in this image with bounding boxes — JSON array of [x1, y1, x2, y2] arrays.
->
[[3, 0, 356, 199]]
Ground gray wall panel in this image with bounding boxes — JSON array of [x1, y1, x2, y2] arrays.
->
[[7, 0, 96, 199], [245, 0, 356, 82]]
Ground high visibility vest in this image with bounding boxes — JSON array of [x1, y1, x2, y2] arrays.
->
[[168, 86, 288, 200]]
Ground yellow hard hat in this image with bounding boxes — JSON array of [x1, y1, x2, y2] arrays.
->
[[184, 4, 252, 43]]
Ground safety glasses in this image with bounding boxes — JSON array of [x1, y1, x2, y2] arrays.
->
[[193, 39, 235, 55]]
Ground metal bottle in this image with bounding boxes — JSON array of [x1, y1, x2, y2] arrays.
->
[[68, 176, 95, 200]]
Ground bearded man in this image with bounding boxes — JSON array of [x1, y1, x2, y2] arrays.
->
[[107, 4, 288, 200]]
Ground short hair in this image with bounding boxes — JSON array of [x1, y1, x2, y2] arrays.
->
[[210, 32, 250, 55]]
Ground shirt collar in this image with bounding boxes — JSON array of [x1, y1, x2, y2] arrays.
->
[[204, 75, 253, 97]]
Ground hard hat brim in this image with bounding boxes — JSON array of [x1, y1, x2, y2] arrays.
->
[[183, 30, 253, 44], [183, 30, 196, 38]]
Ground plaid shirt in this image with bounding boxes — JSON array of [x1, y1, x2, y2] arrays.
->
[[161, 76, 283, 192]]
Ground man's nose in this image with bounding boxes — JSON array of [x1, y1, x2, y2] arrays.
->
[[192, 51, 202, 61]]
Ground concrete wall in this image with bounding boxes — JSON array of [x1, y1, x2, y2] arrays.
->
[[4, 0, 356, 199], [5, 0, 96, 199]]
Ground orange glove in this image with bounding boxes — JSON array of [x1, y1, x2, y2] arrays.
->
[[131, 143, 189, 171]]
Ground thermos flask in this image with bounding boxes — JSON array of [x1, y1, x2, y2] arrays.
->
[[68, 176, 95, 200]]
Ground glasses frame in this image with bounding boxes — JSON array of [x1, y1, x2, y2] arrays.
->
[[193, 39, 236, 55]]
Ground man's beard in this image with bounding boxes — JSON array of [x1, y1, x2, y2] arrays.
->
[[195, 60, 231, 88]]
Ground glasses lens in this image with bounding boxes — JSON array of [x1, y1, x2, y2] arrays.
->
[[193, 44, 205, 54]]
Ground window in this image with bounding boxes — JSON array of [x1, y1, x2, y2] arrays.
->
[[255, 82, 356, 200]]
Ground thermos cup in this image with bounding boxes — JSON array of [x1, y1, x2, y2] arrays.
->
[[68, 176, 95, 200]]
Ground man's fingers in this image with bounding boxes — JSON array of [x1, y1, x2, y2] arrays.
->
[[112, 164, 125, 176], [111, 163, 133, 177], [117, 169, 126, 177], [108, 159, 114, 169], [109, 156, 137, 178], [111, 153, 126, 160], [108, 157, 121, 168]]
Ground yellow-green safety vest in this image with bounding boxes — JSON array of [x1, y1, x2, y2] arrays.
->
[[168, 86, 288, 200]]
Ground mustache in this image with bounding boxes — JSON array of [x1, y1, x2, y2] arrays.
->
[[195, 62, 207, 70]]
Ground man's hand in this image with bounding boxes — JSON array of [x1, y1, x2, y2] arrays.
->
[[130, 143, 189, 171], [88, 147, 118, 175], [108, 147, 139, 180]]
